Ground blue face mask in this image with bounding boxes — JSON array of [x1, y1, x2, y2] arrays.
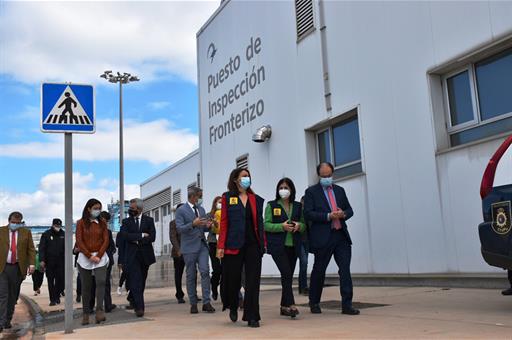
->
[[240, 177, 251, 190], [9, 223, 23, 231], [320, 177, 333, 187], [197, 198, 203, 206]]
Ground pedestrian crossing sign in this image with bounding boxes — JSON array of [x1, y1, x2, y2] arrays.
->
[[41, 83, 95, 133]]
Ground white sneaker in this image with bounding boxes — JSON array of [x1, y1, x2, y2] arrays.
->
[[117, 287, 122, 295]]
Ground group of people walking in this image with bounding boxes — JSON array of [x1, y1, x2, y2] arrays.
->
[[2, 161, 511, 334], [169, 162, 360, 328]]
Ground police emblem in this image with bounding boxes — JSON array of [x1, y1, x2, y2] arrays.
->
[[491, 201, 512, 235], [229, 197, 238, 205], [273, 208, 282, 216]]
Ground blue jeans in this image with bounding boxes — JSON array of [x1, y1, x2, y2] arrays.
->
[[299, 242, 309, 291], [183, 243, 211, 305]]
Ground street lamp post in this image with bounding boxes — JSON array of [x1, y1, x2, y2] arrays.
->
[[100, 71, 139, 224]]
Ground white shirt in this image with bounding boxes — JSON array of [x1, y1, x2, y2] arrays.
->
[[6, 230, 17, 264], [187, 201, 198, 216]]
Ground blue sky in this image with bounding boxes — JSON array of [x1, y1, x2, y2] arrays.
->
[[0, 1, 218, 223]]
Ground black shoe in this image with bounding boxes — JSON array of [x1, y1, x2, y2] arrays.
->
[[280, 307, 298, 318], [229, 309, 238, 322], [106, 304, 117, 313], [49, 301, 56, 306], [61, 291, 65, 297], [501, 288, 512, 296], [190, 304, 199, 314], [76, 295, 81, 303], [310, 304, 322, 314], [248, 320, 260, 328], [342, 307, 360, 315], [202, 303, 215, 313], [4, 322, 12, 329], [135, 309, 144, 317], [56, 298, 61, 305]]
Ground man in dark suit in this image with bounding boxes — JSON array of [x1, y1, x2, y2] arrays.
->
[[0, 211, 36, 333], [304, 162, 359, 316], [119, 198, 156, 317]]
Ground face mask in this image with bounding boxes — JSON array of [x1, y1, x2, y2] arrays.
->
[[279, 189, 291, 199], [320, 177, 333, 187], [197, 198, 203, 206], [90, 209, 101, 218], [53, 226, 61, 231], [8, 223, 23, 231], [240, 177, 251, 190], [216, 203, 222, 210], [128, 209, 138, 217]]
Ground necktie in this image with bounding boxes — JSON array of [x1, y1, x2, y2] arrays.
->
[[193, 206, 199, 218], [135, 217, 140, 231], [11, 231, 17, 264], [327, 187, 342, 230]]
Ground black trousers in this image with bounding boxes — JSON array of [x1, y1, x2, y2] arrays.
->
[[309, 230, 353, 309], [127, 252, 149, 311], [208, 242, 222, 294], [32, 270, 44, 291], [119, 270, 127, 288], [104, 263, 113, 310], [222, 243, 262, 322], [508, 270, 512, 287], [173, 256, 185, 299], [46, 259, 64, 303], [271, 246, 298, 307]]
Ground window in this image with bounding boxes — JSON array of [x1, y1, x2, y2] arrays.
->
[[236, 154, 249, 169], [172, 190, 181, 207], [163, 204, 171, 216], [316, 110, 362, 179], [295, 0, 314, 41], [444, 48, 512, 146], [153, 209, 160, 222]]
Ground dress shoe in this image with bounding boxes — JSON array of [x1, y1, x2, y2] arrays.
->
[[56, 298, 61, 305], [248, 320, 260, 328], [106, 304, 117, 313], [280, 307, 298, 318], [49, 301, 56, 306], [177, 297, 186, 304], [202, 303, 215, 313], [81, 314, 89, 326], [342, 307, 360, 315], [229, 309, 238, 322], [501, 288, 512, 296], [135, 309, 144, 317], [95, 310, 106, 324], [190, 304, 199, 314], [310, 304, 322, 314]]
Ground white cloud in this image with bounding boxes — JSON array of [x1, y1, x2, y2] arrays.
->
[[0, 1, 219, 85], [0, 172, 140, 225], [0, 118, 199, 165], [148, 101, 172, 110]]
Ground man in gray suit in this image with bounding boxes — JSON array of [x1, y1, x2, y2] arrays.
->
[[176, 187, 215, 314]]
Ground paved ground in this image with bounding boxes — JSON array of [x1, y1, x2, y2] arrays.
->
[[8, 279, 512, 339]]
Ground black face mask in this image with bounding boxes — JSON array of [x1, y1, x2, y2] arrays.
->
[[128, 209, 138, 217]]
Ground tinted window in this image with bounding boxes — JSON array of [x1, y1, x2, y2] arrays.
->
[[450, 115, 512, 146], [447, 70, 474, 126], [317, 130, 331, 163], [332, 117, 361, 167], [475, 49, 512, 121]]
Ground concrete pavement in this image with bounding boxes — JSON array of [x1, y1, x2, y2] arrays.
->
[[12, 279, 512, 339]]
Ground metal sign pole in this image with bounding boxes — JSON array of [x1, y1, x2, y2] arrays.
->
[[119, 81, 125, 225], [64, 132, 74, 334]]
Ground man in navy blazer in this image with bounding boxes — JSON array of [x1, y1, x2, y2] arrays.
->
[[304, 162, 359, 315], [119, 198, 156, 317], [175, 187, 215, 314]]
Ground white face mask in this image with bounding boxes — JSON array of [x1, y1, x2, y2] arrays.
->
[[216, 203, 222, 210], [91, 209, 101, 218], [279, 189, 291, 199]]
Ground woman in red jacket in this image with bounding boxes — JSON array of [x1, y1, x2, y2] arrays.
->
[[217, 168, 266, 328]]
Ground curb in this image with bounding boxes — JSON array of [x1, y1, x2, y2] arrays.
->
[[20, 294, 46, 339]]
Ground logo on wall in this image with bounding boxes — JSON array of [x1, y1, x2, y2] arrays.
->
[[491, 201, 512, 235], [207, 43, 217, 63]]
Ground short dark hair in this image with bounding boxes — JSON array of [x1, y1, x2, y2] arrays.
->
[[227, 168, 254, 194], [316, 162, 334, 176], [100, 211, 111, 222], [8, 211, 23, 222], [275, 177, 296, 202]]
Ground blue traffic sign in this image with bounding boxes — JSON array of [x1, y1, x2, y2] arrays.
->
[[41, 83, 95, 133]]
